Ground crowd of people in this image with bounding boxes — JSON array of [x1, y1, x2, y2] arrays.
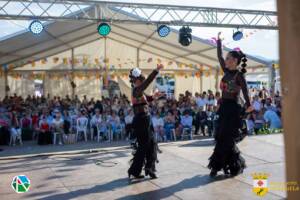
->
[[0, 87, 282, 146]]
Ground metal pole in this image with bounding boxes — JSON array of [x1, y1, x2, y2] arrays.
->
[[137, 48, 140, 68], [4, 69, 8, 97], [277, 0, 300, 198], [71, 48, 75, 99], [215, 67, 219, 92], [268, 63, 276, 96], [200, 71, 203, 93]]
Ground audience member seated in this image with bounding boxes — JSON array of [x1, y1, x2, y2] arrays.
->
[[254, 110, 265, 134], [76, 110, 89, 142], [152, 110, 165, 142], [20, 111, 33, 140], [38, 116, 52, 145], [164, 111, 175, 141], [206, 105, 215, 137], [90, 108, 102, 140], [263, 107, 282, 129], [108, 111, 122, 140], [51, 110, 64, 145], [179, 110, 193, 138], [10, 116, 22, 146], [194, 106, 207, 136], [99, 112, 109, 140], [62, 110, 71, 135], [124, 109, 134, 140]]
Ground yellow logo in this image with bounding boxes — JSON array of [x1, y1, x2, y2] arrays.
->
[[252, 173, 269, 196]]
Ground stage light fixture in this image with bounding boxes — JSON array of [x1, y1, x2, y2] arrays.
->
[[29, 20, 43, 34], [232, 29, 243, 41], [179, 26, 192, 46], [157, 25, 170, 37], [97, 23, 111, 36]]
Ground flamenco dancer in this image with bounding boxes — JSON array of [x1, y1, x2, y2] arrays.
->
[[208, 32, 253, 177], [128, 64, 163, 179]]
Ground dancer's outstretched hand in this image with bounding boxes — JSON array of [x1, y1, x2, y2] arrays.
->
[[153, 91, 164, 99], [157, 64, 164, 71], [218, 32, 222, 40], [245, 105, 254, 113]]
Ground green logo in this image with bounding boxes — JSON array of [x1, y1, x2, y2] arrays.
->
[[11, 175, 31, 193]]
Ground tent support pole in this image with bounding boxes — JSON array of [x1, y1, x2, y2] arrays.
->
[[71, 48, 75, 99], [200, 71, 203, 93], [268, 63, 276, 97], [137, 48, 140, 68], [215, 67, 219, 92], [4, 69, 8, 97], [277, 0, 300, 199]]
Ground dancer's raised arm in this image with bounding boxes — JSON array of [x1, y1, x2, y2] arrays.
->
[[217, 32, 227, 72], [133, 64, 163, 97]]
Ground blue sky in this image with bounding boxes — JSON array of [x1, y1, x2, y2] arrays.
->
[[0, 0, 278, 61]]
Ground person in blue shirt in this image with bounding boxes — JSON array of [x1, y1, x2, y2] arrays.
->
[[263, 108, 282, 129], [179, 110, 193, 138]]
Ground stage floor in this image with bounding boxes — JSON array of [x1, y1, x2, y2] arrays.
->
[[0, 134, 286, 200]]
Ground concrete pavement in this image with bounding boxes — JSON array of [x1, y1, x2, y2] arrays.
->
[[0, 134, 286, 200]]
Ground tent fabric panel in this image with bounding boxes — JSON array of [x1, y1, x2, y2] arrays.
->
[[0, 77, 5, 99], [44, 75, 72, 98], [74, 77, 102, 100], [15, 50, 72, 71], [7, 76, 35, 98], [106, 38, 138, 68]]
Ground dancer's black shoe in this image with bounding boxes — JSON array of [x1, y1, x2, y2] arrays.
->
[[128, 172, 144, 179], [223, 167, 230, 175], [209, 169, 217, 177], [145, 169, 158, 179]]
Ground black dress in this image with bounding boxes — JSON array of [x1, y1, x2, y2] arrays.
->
[[128, 70, 159, 177], [208, 39, 251, 176]]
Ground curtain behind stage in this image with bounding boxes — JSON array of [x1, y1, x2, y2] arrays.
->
[[0, 77, 5, 98], [8, 76, 35, 98], [75, 77, 102, 100], [174, 75, 202, 98], [44, 76, 72, 98]]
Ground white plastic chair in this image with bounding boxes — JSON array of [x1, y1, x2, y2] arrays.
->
[[53, 131, 63, 145], [76, 117, 88, 142], [171, 128, 176, 141], [154, 128, 165, 142], [108, 123, 123, 142], [93, 123, 104, 142], [181, 127, 193, 140], [10, 128, 23, 146]]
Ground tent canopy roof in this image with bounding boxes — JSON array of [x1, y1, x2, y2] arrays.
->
[[0, 6, 271, 71]]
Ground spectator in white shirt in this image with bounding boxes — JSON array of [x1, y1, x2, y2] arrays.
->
[[125, 109, 134, 140], [108, 111, 122, 136], [196, 93, 207, 109], [91, 108, 102, 138], [179, 110, 193, 138], [207, 93, 216, 107], [152, 110, 165, 142], [51, 110, 64, 145], [252, 95, 262, 112]]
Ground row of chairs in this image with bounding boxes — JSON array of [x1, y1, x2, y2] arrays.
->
[[53, 117, 125, 144], [154, 127, 193, 142]]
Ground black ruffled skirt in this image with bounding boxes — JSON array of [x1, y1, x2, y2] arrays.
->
[[128, 112, 157, 176], [208, 99, 246, 176]]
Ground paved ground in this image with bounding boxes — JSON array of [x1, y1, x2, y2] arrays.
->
[[0, 134, 286, 200]]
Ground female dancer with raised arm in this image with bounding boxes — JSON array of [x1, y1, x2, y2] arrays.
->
[[208, 32, 253, 177], [128, 64, 163, 179]]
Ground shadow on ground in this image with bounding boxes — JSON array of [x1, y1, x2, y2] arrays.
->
[[180, 139, 215, 147], [30, 174, 227, 200]]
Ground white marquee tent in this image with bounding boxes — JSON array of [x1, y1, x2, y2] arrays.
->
[[0, 6, 271, 100]]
